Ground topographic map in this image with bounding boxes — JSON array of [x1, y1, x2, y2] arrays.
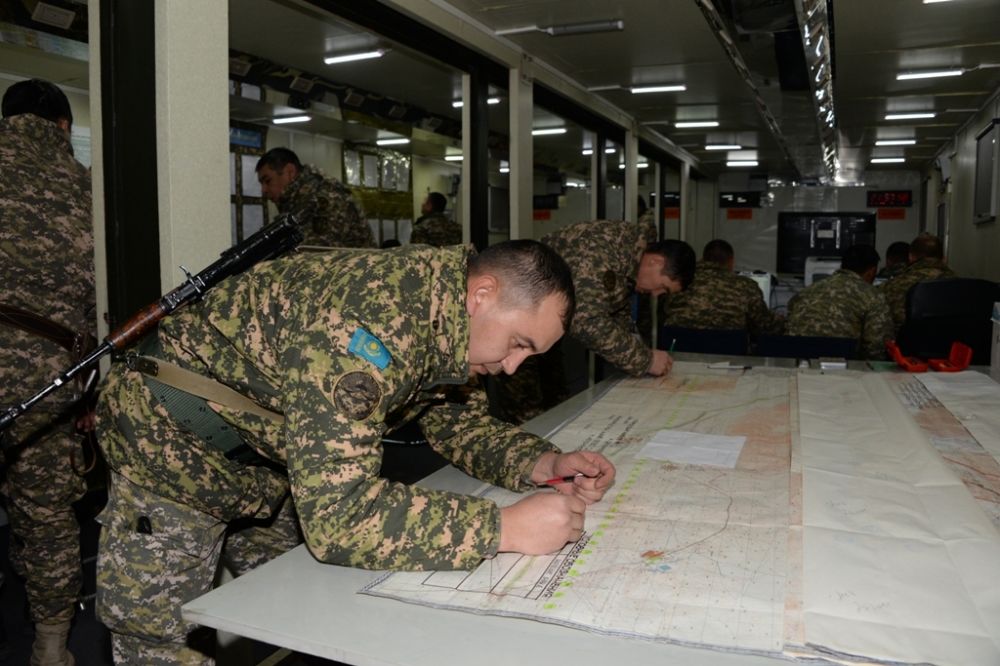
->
[[365, 363, 800, 656]]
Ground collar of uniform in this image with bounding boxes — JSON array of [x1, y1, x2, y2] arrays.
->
[[425, 245, 471, 385], [697, 260, 728, 274], [2, 113, 72, 156], [907, 257, 946, 272], [832, 268, 862, 282], [278, 164, 324, 208]]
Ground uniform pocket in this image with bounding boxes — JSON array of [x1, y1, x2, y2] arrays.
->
[[96, 476, 225, 642]]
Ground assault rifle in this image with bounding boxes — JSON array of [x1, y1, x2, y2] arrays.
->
[[0, 214, 303, 433]]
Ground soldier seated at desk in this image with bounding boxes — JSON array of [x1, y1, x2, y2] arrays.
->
[[879, 232, 956, 333], [659, 239, 784, 337], [787, 244, 893, 360]]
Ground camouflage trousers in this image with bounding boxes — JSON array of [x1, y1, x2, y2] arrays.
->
[[1, 408, 85, 623], [96, 366, 300, 665], [97, 471, 300, 665]]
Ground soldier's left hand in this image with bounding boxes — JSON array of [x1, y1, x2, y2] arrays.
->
[[548, 451, 616, 504]]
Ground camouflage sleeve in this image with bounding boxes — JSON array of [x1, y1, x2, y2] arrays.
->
[[860, 292, 894, 360], [571, 274, 651, 376], [410, 222, 430, 245], [417, 381, 559, 490], [746, 284, 783, 335], [281, 318, 499, 571], [878, 279, 907, 333]]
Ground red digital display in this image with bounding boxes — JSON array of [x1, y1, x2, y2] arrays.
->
[[867, 190, 913, 207]]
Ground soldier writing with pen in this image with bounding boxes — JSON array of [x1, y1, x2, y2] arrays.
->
[[94, 239, 615, 665]]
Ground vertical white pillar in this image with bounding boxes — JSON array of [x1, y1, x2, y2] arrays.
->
[[87, 2, 108, 350], [509, 58, 533, 240], [461, 74, 472, 243], [154, 0, 231, 288], [625, 127, 639, 222], [679, 161, 691, 241]]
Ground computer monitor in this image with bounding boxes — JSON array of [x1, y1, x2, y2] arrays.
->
[[738, 271, 773, 307], [804, 256, 842, 286], [776, 212, 876, 274]]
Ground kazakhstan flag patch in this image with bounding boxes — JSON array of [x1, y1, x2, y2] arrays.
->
[[348, 327, 391, 370]]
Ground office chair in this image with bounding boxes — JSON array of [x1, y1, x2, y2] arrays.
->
[[659, 325, 749, 355], [753, 334, 858, 360], [897, 278, 999, 365]]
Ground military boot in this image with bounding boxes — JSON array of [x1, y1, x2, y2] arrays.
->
[[30, 620, 75, 666]]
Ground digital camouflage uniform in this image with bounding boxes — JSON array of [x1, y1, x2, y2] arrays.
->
[[659, 261, 783, 335], [0, 113, 94, 623], [876, 261, 906, 282], [879, 257, 956, 332], [787, 269, 894, 360], [495, 220, 656, 424], [410, 211, 462, 247], [277, 164, 374, 248], [95, 245, 558, 664]]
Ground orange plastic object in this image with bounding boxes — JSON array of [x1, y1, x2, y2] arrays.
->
[[928, 342, 973, 372], [886, 340, 928, 372]]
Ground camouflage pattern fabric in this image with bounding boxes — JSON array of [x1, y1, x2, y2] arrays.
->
[[787, 269, 894, 360], [0, 112, 93, 623], [659, 261, 784, 335], [542, 219, 658, 375], [277, 164, 374, 248], [876, 262, 906, 282], [878, 257, 956, 332], [96, 245, 558, 660], [411, 212, 462, 247]]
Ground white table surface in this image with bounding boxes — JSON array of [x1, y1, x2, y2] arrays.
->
[[182, 376, 805, 665]]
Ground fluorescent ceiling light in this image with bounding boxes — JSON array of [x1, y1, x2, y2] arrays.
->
[[451, 97, 501, 108], [376, 137, 410, 146], [532, 127, 567, 136], [498, 20, 623, 37], [499, 166, 510, 173], [705, 144, 742, 150], [875, 139, 916, 146], [581, 147, 616, 155], [618, 163, 649, 169], [324, 50, 385, 65], [727, 160, 758, 167], [896, 69, 964, 80], [922, 0, 953, 3], [631, 84, 686, 94], [272, 115, 310, 124], [675, 121, 719, 128], [885, 112, 935, 120], [871, 157, 905, 163], [444, 154, 463, 162]]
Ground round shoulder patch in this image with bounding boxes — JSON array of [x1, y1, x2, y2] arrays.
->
[[602, 270, 617, 292], [333, 371, 382, 421]]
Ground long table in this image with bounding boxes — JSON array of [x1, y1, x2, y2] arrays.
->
[[182, 358, 1000, 665]]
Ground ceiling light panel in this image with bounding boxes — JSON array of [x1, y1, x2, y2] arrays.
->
[[324, 50, 385, 65]]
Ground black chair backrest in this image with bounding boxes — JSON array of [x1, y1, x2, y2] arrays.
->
[[659, 326, 748, 355], [753, 334, 858, 360], [898, 278, 999, 364]]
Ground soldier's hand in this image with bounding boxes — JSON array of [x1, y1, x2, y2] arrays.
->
[[647, 349, 673, 376], [546, 451, 616, 504], [498, 493, 586, 555]]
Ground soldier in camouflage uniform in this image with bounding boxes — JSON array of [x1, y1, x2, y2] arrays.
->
[[0, 79, 94, 666], [879, 233, 956, 332], [256, 147, 374, 248], [495, 220, 695, 423], [787, 244, 893, 360], [411, 191, 461, 246], [660, 239, 784, 336], [875, 240, 909, 282], [95, 240, 615, 664]]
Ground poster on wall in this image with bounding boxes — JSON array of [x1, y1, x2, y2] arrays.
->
[[363, 154, 379, 188]]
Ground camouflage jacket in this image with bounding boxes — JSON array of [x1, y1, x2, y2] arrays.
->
[[659, 261, 783, 335], [98, 245, 557, 570], [411, 212, 461, 247], [0, 113, 94, 416], [787, 269, 893, 359], [879, 257, 956, 332], [542, 219, 656, 376], [278, 165, 374, 248], [876, 262, 906, 282]]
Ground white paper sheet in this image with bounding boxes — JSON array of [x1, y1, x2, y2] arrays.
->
[[640, 430, 746, 468], [916, 371, 1000, 462]]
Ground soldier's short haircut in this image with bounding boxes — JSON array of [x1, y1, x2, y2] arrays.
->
[[1, 78, 72, 125], [256, 147, 303, 174], [646, 239, 697, 289], [427, 192, 447, 213], [702, 239, 734, 265], [885, 241, 910, 265], [842, 244, 880, 274], [909, 232, 944, 260], [469, 240, 576, 330]]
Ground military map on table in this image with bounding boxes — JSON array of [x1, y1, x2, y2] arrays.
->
[[364, 364, 800, 656]]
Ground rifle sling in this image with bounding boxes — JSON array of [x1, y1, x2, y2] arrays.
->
[[0, 303, 90, 355], [135, 356, 283, 464]]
